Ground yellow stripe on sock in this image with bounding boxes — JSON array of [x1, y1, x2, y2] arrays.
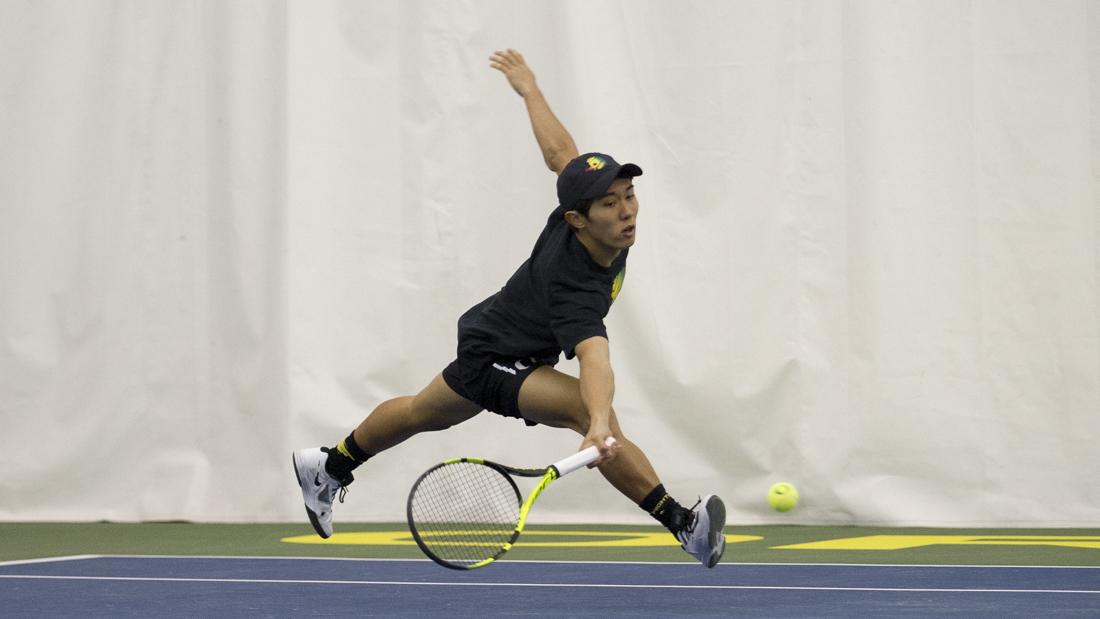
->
[[336, 440, 354, 460]]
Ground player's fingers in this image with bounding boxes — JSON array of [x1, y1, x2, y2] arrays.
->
[[588, 454, 612, 468], [595, 438, 618, 464]]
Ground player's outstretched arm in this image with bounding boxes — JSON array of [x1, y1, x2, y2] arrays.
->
[[490, 49, 578, 175], [573, 336, 621, 465]]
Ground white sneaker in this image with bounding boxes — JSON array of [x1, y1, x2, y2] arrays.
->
[[292, 447, 351, 539], [676, 494, 726, 568]]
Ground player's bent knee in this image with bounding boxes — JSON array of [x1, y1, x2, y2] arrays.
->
[[410, 409, 460, 432], [407, 400, 480, 433]]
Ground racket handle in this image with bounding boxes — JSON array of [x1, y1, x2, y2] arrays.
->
[[551, 437, 617, 477]]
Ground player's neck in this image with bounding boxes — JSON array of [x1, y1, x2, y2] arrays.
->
[[574, 230, 621, 268]]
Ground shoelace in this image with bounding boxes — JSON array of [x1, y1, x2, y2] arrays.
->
[[336, 472, 354, 504], [676, 498, 703, 543], [320, 446, 354, 503], [683, 497, 702, 533]]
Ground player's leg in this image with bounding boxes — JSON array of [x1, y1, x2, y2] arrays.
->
[[349, 373, 484, 455], [293, 373, 483, 538], [517, 367, 659, 502], [517, 366, 726, 567]]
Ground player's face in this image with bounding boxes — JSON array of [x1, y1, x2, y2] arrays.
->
[[580, 178, 638, 253]]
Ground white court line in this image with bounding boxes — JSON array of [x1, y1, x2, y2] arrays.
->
[[0, 555, 101, 568], [0, 574, 1097, 595], [59, 555, 1100, 570]]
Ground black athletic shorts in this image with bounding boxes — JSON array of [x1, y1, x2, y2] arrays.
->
[[441, 339, 558, 425]]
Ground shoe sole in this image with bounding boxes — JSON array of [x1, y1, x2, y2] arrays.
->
[[704, 496, 726, 568], [292, 452, 331, 539]]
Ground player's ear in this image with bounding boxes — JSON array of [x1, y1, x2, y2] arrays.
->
[[563, 210, 586, 231]]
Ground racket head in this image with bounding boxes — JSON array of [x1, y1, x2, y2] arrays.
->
[[406, 458, 526, 570]]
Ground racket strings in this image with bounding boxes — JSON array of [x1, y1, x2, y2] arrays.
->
[[409, 462, 522, 566]]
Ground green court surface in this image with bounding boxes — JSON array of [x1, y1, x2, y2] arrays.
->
[[3, 522, 1098, 567]]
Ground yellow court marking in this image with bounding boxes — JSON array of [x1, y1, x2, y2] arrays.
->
[[282, 530, 763, 548], [773, 535, 1100, 551]]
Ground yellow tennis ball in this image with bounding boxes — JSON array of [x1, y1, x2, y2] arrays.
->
[[768, 482, 799, 512]]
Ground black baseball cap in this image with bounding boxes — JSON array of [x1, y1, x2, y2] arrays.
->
[[557, 152, 643, 210]]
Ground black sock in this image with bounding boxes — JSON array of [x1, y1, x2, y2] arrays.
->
[[324, 432, 371, 482], [639, 484, 693, 535]]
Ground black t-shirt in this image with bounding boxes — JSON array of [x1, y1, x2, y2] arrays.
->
[[456, 205, 628, 361]]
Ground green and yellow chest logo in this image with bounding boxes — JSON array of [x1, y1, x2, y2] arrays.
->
[[611, 267, 626, 303]]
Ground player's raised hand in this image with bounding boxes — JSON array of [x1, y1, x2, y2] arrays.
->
[[490, 49, 538, 98]]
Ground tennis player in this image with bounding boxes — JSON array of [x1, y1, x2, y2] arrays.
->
[[293, 49, 727, 567]]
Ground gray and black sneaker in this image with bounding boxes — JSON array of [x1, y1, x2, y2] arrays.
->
[[676, 495, 727, 568], [292, 447, 352, 539]]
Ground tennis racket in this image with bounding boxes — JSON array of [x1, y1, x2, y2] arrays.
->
[[406, 438, 615, 570]]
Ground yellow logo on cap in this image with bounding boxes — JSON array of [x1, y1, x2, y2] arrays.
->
[[586, 156, 606, 172]]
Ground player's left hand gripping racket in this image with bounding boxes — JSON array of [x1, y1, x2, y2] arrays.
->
[[407, 438, 616, 570]]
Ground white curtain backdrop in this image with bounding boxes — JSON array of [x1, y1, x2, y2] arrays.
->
[[1, 0, 1097, 526]]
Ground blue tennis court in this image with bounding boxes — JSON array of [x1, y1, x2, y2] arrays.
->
[[2, 556, 1097, 617]]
